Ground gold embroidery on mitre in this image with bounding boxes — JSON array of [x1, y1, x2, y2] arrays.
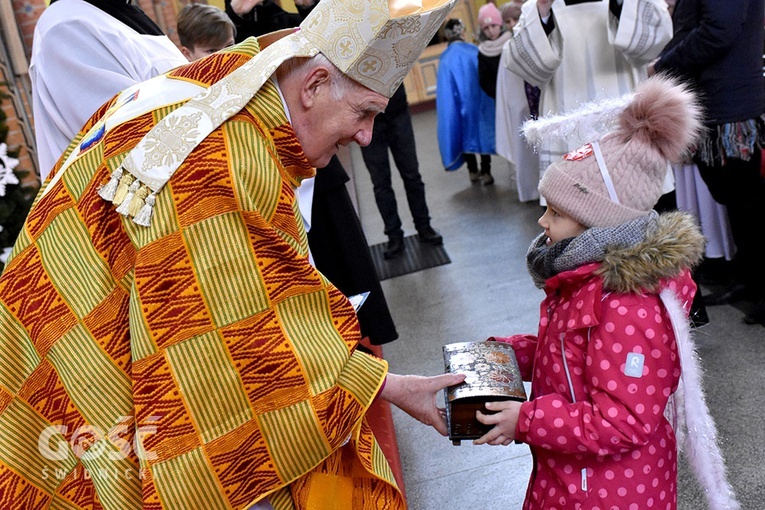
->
[[299, 0, 457, 97]]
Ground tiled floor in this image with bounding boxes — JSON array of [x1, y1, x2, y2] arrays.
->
[[347, 106, 765, 510]]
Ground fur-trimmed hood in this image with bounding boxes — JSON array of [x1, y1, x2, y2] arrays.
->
[[596, 211, 705, 294]]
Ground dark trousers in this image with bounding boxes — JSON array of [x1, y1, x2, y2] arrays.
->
[[696, 149, 765, 293], [360, 108, 431, 239], [464, 153, 492, 174]]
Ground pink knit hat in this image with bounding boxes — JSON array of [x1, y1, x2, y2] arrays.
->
[[537, 76, 703, 228], [478, 2, 503, 29]]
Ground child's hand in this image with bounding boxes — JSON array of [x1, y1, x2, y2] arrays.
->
[[473, 400, 523, 446]]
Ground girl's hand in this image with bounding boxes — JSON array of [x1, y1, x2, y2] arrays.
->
[[473, 400, 523, 446]]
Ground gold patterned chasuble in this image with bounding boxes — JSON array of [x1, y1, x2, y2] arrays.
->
[[0, 40, 403, 510]]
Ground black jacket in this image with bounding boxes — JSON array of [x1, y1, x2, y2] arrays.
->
[[477, 52, 500, 99], [225, 0, 312, 42], [655, 0, 764, 124], [307, 158, 399, 345]]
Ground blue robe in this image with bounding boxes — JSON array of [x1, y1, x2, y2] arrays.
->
[[436, 41, 496, 171]]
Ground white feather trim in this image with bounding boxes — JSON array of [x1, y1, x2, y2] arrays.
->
[[522, 94, 633, 148], [659, 288, 740, 510]]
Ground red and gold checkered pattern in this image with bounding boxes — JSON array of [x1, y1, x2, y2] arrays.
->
[[0, 39, 402, 509]]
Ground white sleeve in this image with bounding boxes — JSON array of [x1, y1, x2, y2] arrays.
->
[[608, 0, 673, 66], [30, 18, 186, 178], [503, 0, 563, 88]]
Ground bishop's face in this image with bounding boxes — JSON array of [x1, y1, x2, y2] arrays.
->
[[297, 76, 388, 168]]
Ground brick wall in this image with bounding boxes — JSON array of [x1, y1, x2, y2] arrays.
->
[[10, 0, 45, 61], [2, 0, 45, 181]]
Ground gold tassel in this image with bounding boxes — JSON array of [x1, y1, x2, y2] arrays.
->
[[127, 184, 150, 217], [133, 193, 156, 227], [97, 166, 123, 201], [112, 173, 135, 206], [116, 180, 140, 215]]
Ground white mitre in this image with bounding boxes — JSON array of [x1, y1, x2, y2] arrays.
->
[[302, 0, 456, 97]]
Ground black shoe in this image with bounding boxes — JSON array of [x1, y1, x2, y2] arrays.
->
[[417, 226, 443, 245], [703, 282, 750, 306], [383, 237, 405, 259], [743, 300, 765, 325]]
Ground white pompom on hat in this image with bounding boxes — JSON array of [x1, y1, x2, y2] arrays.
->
[[535, 75, 703, 228]]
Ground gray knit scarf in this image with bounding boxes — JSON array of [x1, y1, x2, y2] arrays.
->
[[526, 212, 658, 289]]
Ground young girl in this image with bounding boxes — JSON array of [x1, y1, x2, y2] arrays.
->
[[477, 2, 511, 100], [474, 2, 511, 185], [474, 76, 739, 510]]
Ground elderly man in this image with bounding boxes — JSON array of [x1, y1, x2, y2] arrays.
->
[[0, 0, 459, 508]]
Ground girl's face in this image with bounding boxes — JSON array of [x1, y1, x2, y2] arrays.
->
[[481, 24, 502, 41], [537, 203, 587, 246]]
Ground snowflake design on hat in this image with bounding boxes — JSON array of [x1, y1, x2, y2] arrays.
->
[[0, 143, 20, 198]]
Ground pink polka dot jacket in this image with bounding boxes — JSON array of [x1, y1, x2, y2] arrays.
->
[[494, 212, 739, 510]]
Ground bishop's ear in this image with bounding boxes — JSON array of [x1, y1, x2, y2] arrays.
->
[[300, 66, 332, 109]]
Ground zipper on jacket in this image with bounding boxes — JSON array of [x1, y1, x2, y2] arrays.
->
[[560, 333, 577, 403], [581, 468, 587, 492]]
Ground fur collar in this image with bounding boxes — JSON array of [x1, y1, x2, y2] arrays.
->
[[596, 211, 705, 294]]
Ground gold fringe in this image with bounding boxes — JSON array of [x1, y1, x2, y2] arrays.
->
[[112, 173, 136, 206], [116, 180, 140, 215], [127, 184, 151, 217]]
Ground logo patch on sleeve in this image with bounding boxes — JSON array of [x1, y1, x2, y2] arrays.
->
[[624, 352, 645, 378]]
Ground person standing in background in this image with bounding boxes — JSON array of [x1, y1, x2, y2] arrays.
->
[[495, 0, 542, 202], [177, 3, 236, 62], [225, 0, 314, 40], [650, 0, 765, 325], [477, 2, 511, 101], [474, 2, 511, 186], [359, 83, 444, 260], [436, 18, 496, 185], [29, 0, 187, 180]]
